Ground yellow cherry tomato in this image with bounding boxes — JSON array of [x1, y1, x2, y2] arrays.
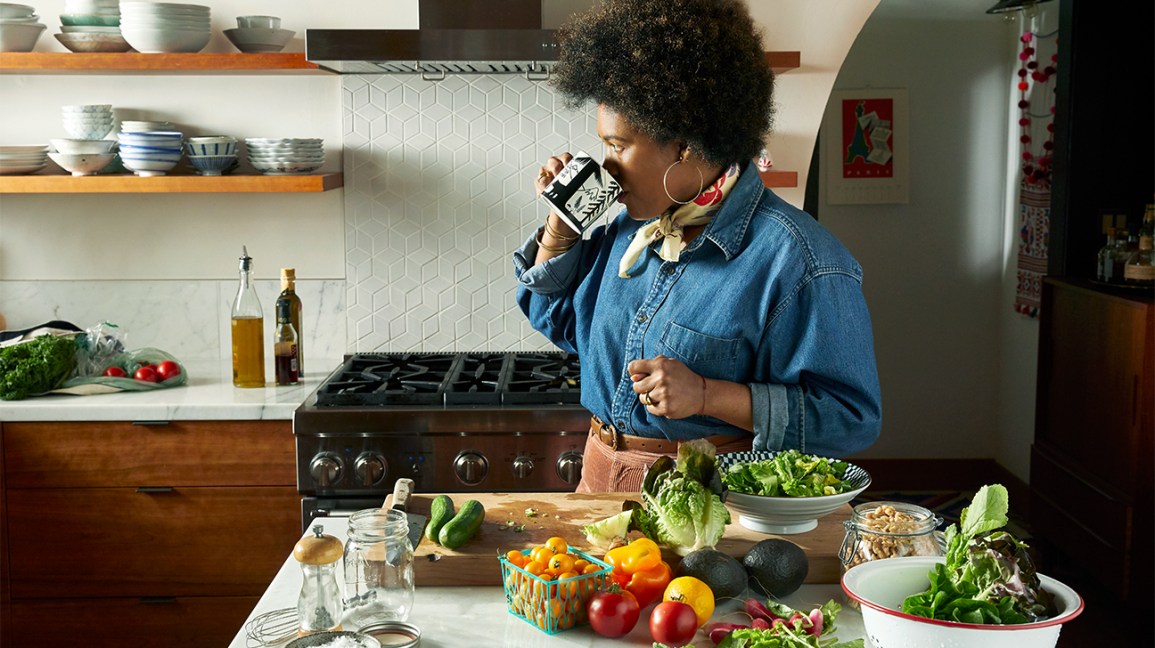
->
[[545, 536, 569, 555], [663, 576, 715, 628], [506, 549, 527, 567], [524, 559, 546, 576], [547, 552, 575, 575], [531, 546, 556, 566]]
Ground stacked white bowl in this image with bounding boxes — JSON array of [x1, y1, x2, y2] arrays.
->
[[0, 145, 48, 175], [62, 104, 115, 140], [185, 135, 237, 176], [47, 137, 116, 176], [245, 138, 324, 175], [224, 15, 294, 53], [120, 1, 210, 54], [56, 0, 129, 53], [0, 3, 46, 52], [118, 129, 183, 177]]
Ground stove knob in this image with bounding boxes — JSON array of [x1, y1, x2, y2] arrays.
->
[[512, 455, 534, 479], [353, 452, 387, 487], [453, 451, 489, 486], [555, 451, 583, 485], [310, 453, 344, 488]]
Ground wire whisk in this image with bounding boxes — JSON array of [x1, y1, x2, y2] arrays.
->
[[245, 607, 297, 647]]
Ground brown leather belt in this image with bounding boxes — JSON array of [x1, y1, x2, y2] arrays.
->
[[590, 416, 752, 454]]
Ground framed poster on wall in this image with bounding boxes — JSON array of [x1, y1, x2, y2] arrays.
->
[[824, 88, 910, 205]]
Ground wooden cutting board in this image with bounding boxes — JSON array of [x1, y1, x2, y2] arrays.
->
[[382, 491, 850, 587]]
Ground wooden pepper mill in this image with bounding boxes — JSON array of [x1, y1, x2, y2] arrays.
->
[[293, 524, 344, 635]]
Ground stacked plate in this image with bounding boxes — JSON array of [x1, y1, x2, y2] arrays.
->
[[56, 0, 129, 53], [120, 1, 210, 53], [62, 104, 115, 140], [0, 145, 48, 175], [0, 3, 46, 52], [245, 138, 324, 175], [118, 129, 183, 177]]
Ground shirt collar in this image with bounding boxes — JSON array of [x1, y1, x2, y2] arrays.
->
[[699, 161, 763, 260]]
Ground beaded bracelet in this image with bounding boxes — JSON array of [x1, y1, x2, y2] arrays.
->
[[536, 226, 575, 254]]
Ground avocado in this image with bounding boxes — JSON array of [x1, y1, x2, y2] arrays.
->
[[676, 548, 747, 601], [743, 538, 809, 597]]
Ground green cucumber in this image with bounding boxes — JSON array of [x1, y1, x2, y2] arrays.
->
[[438, 499, 486, 550], [425, 494, 456, 544]]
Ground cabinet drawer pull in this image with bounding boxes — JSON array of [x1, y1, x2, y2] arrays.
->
[[136, 486, 175, 493], [140, 596, 177, 605], [132, 420, 172, 426]]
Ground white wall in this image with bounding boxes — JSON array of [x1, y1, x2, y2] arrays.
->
[[817, 0, 1045, 480]]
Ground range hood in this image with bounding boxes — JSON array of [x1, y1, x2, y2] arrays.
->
[[306, 0, 591, 76]]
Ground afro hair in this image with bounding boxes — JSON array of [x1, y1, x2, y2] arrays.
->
[[550, 0, 775, 167]]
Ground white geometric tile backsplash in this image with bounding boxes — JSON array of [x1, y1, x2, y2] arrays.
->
[[342, 74, 601, 352]]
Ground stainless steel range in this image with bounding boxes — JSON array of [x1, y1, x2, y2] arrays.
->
[[294, 352, 589, 529]]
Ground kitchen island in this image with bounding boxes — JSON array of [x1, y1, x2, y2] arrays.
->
[[230, 517, 870, 648]]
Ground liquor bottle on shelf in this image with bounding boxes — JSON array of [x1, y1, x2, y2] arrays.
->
[[1097, 226, 1121, 283], [277, 267, 303, 377], [274, 298, 299, 386], [231, 246, 265, 388], [1124, 205, 1155, 286]]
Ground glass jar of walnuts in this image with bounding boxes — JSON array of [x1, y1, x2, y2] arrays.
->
[[838, 501, 945, 607]]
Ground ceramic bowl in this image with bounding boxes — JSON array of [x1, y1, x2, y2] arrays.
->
[[59, 24, 121, 33], [236, 15, 279, 29], [0, 21, 45, 51], [54, 32, 131, 52], [50, 138, 116, 154], [251, 160, 323, 175], [59, 13, 120, 26], [47, 151, 115, 176], [118, 130, 182, 144], [188, 154, 236, 176], [842, 556, 1084, 648], [120, 156, 178, 176], [185, 136, 236, 157], [121, 27, 209, 53], [63, 122, 114, 140], [120, 120, 174, 132], [0, 145, 48, 155], [223, 26, 294, 53], [717, 452, 871, 534], [0, 15, 38, 23], [0, 4, 35, 19]]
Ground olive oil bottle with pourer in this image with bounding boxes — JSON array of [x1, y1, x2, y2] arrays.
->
[[277, 267, 303, 377], [231, 246, 266, 388]]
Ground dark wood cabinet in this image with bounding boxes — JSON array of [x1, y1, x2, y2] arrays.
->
[[0, 420, 299, 646], [1030, 278, 1153, 603]]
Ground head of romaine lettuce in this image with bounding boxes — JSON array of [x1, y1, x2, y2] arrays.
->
[[635, 439, 730, 556]]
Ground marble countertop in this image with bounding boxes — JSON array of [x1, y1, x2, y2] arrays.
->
[[229, 518, 871, 648], [0, 359, 341, 422]]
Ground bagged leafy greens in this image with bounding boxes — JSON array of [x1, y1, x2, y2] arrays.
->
[[0, 334, 79, 400]]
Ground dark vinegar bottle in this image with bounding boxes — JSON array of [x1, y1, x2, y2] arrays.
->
[[274, 299, 299, 385]]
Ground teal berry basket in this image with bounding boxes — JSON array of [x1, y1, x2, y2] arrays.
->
[[499, 547, 612, 634]]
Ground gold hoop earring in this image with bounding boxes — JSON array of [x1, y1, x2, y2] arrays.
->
[[663, 157, 705, 206]]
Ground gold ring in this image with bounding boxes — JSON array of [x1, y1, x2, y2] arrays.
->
[[538, 170, 551, 181], [643, 392, 654, 406]]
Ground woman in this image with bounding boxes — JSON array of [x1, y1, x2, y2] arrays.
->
[[513, 0, 882, 493]]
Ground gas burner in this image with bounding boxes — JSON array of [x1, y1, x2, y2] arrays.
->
[[504, 353, 582, 404], [444, 353, 506, 405], [315, 353, 459, 406]]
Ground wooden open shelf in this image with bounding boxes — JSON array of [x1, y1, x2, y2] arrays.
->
[[766, 51, 800, 74], [0, 52, 321, 74], [760, 170, 798, 189], [0, 172, 342, 193]]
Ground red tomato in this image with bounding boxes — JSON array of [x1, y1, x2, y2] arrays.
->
[[587, 587, 640, 638], [102, 366, 127, 378], [134, 365, 159, 383], [155, 360, 181, 381], [649, 601, 698, 647]]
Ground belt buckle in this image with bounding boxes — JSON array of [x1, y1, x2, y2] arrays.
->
[[597, 419, 618, 451]]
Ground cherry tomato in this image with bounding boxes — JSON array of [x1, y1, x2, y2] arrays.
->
[[102, 366, 126, 378], [155, 360, 181, 381], [587, 586, 640, 638], [134, 365, 159, 383], [649, 601, 698, 647]]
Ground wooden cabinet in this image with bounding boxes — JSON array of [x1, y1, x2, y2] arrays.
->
[[1030, 278, 1154, 604], [0, 420, 300, 646]]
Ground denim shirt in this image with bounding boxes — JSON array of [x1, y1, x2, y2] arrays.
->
[[513, 162, 881, 457]]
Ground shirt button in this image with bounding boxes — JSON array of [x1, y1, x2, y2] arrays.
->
[[636, 313, 647, 323], [616, 420, 626, 429], [663, 264, 676, 275]]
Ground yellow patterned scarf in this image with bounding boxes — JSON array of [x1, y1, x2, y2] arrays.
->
[[618, 163, 741, 278]]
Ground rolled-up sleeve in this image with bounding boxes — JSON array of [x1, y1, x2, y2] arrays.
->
[[513, 231, 585, 294]]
